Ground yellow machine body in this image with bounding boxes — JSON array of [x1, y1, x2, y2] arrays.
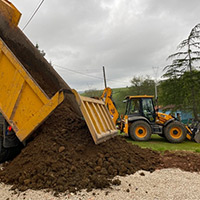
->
[[0, 0, 21, 26], [0, 38, 65, 142], [100, 87, 119, 125]]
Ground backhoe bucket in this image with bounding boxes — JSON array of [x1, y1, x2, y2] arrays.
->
[[72, 90, 118, 144]]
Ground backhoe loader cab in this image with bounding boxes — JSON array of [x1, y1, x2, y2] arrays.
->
[[122, 95, 188, 143], [124, 96, 156, 123]]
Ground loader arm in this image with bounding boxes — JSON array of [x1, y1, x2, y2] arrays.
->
[[100, 87, 119, 125]]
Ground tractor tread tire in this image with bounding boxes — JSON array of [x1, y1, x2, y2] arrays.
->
[[129, 120, 152, 141], [164, 121, 186, 143]]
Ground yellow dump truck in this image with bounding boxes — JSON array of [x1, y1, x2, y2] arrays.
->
[[0, 0, 117, 162]]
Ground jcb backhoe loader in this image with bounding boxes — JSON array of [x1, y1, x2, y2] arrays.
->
[[0, 0, 117, 163], [101, 87, 200, 143]]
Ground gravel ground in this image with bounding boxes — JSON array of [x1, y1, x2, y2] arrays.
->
[[1, 168, 200, 200]]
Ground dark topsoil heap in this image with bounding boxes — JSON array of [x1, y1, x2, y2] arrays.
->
[[1, 103, 200, 194], [0, 101, 161, 193]]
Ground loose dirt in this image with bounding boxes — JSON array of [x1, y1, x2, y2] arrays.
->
[[160, 150, 200, 172], [0, 101, 161, 194], [1, 100, 200, 195]]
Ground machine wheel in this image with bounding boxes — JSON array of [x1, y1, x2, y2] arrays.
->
[[0, 137, 22, 163], [164, 121, 186, 143], [129, 121, 152, 141]]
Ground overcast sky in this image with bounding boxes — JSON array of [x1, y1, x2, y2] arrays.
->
[[11, 0, 200, 91]]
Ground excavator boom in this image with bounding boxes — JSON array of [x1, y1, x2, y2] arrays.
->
[[100, 87, 119, 125]]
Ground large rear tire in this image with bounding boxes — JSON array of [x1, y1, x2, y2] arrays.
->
[[164, 121, 186, 143], [129, 121, 152, 141]]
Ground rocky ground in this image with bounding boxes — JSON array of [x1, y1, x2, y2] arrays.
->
[[0, 168, 200, 200]]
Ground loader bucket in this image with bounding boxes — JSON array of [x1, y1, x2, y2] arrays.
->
[[72, 90, 118, 144]]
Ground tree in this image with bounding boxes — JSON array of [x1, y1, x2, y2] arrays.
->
[[164, 23, 200, 77], [163, 23, 200, 120], [82, 89, 103, 98], [159, 70, 200, 113], [130, 76, 155, 96]]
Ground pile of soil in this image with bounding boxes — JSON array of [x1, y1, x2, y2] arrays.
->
[[0, 101, 161, 194], [0, 101, 200, 194]]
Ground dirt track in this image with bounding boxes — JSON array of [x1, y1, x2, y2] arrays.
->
[[0, 168, 200, 200]]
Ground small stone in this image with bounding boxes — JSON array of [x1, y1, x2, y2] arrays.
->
[[140, 172, 145, 176], [23, 179, 31, 185], [112, 179, 121, 185], [58, 146, 65, 153], [94, 166, 101, 171]]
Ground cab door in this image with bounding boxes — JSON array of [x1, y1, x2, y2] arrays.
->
[[141, 98, 156, 122]]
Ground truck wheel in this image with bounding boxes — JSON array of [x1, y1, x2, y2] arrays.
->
[[129, 121, 152, 141], [164, 121, 186, 143], [0, 137, 21, 163]]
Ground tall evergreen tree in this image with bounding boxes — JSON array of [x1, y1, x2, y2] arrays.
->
[[163, 23, 200, 119]]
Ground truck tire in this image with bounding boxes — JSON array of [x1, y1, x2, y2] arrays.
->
[[0, 137, 21, 163], [129, 121, 152, 141], [164, 121, 186, 143]]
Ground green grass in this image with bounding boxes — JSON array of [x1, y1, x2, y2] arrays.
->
[[124, 134, 200, 153]]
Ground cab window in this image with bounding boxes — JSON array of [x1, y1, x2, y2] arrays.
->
[[142, 98, 155, 122], [129, 99, 140, 114]]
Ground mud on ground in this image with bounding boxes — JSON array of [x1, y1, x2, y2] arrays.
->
[[160, 150, 200, 172]]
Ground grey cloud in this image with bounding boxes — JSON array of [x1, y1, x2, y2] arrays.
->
[[10, 0, 200, 91]]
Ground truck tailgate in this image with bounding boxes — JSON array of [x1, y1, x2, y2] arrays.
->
[[72, 90, 118, 144]]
